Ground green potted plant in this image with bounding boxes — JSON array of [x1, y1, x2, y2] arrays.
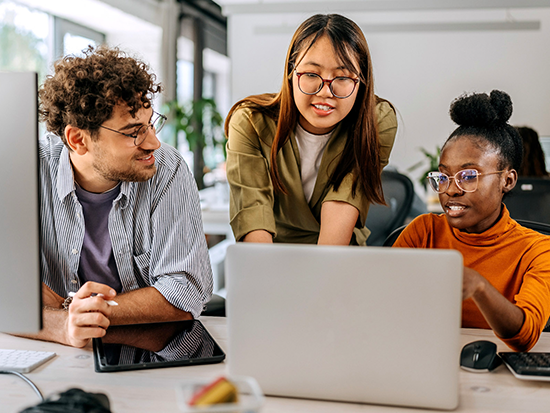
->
[[163, 98, 225, 189], [407, 146, 441, 209], [407, 146, 441, 190]]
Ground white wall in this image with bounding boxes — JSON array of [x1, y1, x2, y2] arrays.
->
[[226, 8, 550, 187]]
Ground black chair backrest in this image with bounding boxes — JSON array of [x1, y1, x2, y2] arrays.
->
[[365, 170, 414, 246], [515, 218, 550, 332], [504, 178, 550, 225], [514, 219, 550, 236], [382, 224, 407, 247], [383, 219, 550, 247]]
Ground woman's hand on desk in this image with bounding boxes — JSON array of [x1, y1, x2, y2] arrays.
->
[[65, 282, 116, 348], [462, 267, 525, 340], [462, 267, 486, 301]]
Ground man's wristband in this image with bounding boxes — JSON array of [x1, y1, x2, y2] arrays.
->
[[62, 296, 73, 311]]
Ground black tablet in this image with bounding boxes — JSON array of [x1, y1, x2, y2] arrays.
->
[[92, 319, 225, 372]]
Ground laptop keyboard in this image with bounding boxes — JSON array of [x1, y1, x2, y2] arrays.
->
[[499, 352, 550, 376], [0, 349, 56, 373]]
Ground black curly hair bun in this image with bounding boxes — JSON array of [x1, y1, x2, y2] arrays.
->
[[449, 89, 513, 129]]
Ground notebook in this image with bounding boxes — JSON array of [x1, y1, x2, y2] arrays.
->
[[225, 243, 463, 410]]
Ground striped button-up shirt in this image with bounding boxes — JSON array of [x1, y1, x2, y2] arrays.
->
[[39, 134, 213, 318]]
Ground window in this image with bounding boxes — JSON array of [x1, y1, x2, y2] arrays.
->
[[55, 17, 105, 58], [176, 35, 230, 176], [1, 1, 105, 77], [2, 1, 105, 138], [0, 1, 49, 81]]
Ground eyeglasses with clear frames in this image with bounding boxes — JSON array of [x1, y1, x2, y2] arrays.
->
[[99, 110, 167, 146], [294, 70, 359, 99], [427, 169, 505, 194]]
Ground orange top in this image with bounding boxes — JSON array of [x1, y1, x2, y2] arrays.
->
[[394, 206, 550, 352]]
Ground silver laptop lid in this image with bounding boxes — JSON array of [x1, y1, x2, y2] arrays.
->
[[226, 243, 462, 410]]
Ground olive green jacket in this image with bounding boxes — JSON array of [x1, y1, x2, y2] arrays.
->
[[226, 100, 397, 245]]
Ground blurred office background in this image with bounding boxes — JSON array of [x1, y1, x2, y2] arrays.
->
[[3, 0, 550, 205]]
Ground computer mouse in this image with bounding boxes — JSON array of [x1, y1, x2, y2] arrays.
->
[[460, 340, 502, 372]]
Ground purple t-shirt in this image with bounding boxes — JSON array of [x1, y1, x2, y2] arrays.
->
[[75, 183, 123, 293]]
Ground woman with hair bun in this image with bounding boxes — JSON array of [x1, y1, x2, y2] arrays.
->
[[225, 14, 397, 245], [394, 90, 550, 352]]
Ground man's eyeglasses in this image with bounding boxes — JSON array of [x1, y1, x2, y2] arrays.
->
[[294, 70, 359, 99], [427, 169, 505, 194], [99, 111, 167, 146]]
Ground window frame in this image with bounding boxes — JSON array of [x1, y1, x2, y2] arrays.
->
[[54, 16, 105, 59]]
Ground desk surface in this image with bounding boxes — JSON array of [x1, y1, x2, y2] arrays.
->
[[2, 318, 550, 413]]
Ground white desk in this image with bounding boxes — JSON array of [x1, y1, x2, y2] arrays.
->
[[2, 319, 550, 413]]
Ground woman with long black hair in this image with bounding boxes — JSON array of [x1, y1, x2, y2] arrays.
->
[[225, 14, 397, 245]]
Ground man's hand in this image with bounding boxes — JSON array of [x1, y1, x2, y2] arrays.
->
[[22, 282, 193, 348], [65, 281, 117, 348]]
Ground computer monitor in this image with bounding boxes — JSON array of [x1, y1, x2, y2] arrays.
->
[[540, 136, 550, 171], [0, 72, 42, 333]]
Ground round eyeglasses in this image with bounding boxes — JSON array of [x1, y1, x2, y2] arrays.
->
[[427, 169, 505, 194], [294, 70, 359, 99], [99, 110, 167, 146]]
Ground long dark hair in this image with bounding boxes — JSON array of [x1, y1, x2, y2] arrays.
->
[[224, 14, 390, 204], [516, 126, 548, 177]]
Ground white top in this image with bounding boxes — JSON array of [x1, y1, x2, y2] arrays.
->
[[294, 124, 333, 202]]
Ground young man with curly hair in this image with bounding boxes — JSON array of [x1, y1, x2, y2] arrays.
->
[[30, 46, 213, 348]]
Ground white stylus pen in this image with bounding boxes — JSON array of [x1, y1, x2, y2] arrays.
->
[[68, 291, 118, 306]]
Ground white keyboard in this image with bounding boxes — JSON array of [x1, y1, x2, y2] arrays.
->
[[0, 349, 56, 373]]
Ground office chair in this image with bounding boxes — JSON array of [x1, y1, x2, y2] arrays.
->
[[365, 170, 415, 246], [515, 219, 550, 332], [383, 219, 550, 247], [201, 294, 226, 317], [200, 238, 233, 317], [382, 224, 407, 247], [514, 219, 550, 236], [504, 178, 550, 225]]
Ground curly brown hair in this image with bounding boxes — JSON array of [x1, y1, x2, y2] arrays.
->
[[39, 45, 162, 146]]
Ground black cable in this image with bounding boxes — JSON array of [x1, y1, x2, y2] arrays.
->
[[0, 370, 44, 401]]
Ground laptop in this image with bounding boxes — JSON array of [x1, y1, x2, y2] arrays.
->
[[225, 243, 463, 410]]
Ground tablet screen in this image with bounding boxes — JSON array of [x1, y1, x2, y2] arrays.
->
[[92, 319, 225, 372]]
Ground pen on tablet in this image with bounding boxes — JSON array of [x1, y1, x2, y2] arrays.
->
[[68, 291, 119, 306]]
